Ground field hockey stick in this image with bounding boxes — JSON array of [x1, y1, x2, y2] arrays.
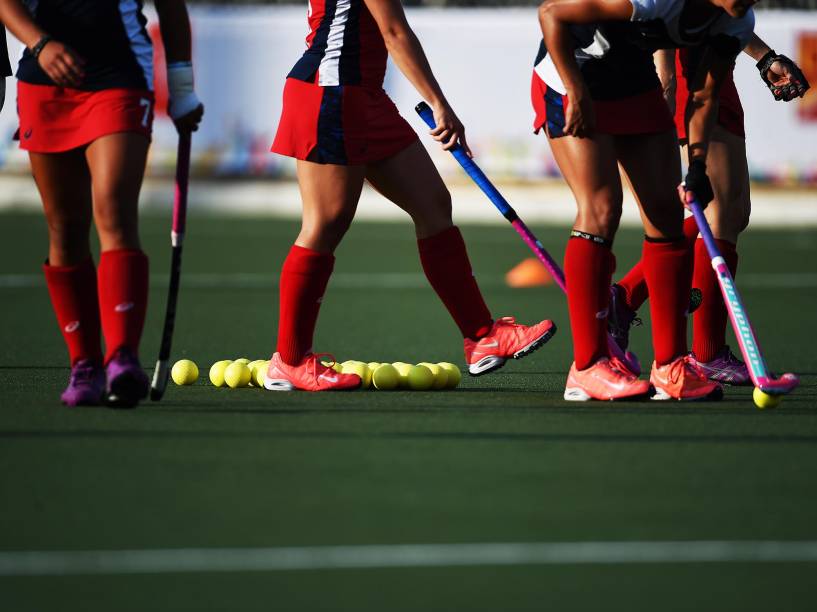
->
[[415, 101, 641, 374], [687, 194, 799, 395], [150, 132, 192, 401]]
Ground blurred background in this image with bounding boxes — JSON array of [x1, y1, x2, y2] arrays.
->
[[1, 1, 816, 222]]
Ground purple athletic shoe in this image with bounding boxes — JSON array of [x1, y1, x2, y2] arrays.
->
[[694, 346, 751, 386], [61, 359, 106, 407], [105, 349, 149, 408]]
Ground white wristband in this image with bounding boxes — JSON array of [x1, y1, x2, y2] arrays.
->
[[167, 61, 201, 120]]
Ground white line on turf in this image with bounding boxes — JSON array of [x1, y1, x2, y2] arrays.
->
[[1, 541, 817, 576], [1, 272, 816, 290]]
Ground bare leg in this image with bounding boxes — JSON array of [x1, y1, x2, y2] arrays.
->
[[85, 133, 149, 252], [295, 159, 366, 252], [365, 140, 452, 239], [29, 149, 92, 265]]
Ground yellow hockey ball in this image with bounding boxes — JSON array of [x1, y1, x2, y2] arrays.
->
[[342, 362, 371, 389], [437, 362, 461, 389], [171, 359, 199, 385], [224, 362, 252, 388], [208, 360, 232, 387], [418, 362, 448, 390], [406, 365, 434, 391], [372, 363, 399, 390], [753, 387, 782, 410]]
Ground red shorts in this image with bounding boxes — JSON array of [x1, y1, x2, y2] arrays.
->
[[532, 71, 675, 138], [674, 51, 745, 140], [271, 78, 418, 165], [17, 82, 154, 153]]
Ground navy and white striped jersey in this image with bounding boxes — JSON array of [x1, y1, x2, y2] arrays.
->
[[288, 0, 387, 88], [16, 0, 153, 91], [535, 0, 755, 99]]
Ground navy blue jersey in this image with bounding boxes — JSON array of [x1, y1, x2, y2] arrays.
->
[[2, 28, 12, 77], [288, 0, 387, 88], [16, 0, 153, 91], [535, 0, 755, 100]]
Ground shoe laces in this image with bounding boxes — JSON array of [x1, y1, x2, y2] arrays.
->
[[668, 355, 706, 384], [72, 361, 100, 384], [306, 353, 338, 379], [609, 356, 637, 381], [494, 316, 518, 328]]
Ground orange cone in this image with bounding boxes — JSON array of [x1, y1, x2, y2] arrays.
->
[[505, 258, 554, 288]]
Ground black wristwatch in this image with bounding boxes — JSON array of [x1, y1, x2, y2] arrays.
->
[[30, 35, 52, 60]]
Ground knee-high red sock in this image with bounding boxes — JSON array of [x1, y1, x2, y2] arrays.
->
[[642, 238, 693, 365], [277, 245, 335, 365], [616, 216, 699, 311], [418, 226, 493, 340], [98, 249, 149, 362], [564, 236, 615, 370], [692, 238, 738, 362], [43, 258, 103, 366]]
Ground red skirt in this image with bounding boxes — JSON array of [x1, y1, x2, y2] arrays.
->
[[271, 78, 418, 165], [17, 82, 154, 153], [674, 51, 745, 140], [532, 71, 675, 138]]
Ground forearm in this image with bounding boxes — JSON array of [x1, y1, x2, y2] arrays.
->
[[0, 0, 46, 48], [653, 49, 677, 106], [538, 4, 584, 95], [154, 0, 192, 63], [382, 27, 446, 108], [744, 32, 771, 63], [685, 94, 718, 162]]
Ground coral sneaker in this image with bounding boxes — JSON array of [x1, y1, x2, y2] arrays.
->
[[105, 349, 149, 408], [61, 359, 106, 407], [564, 357, 651, 401], [264, 352, 361, 392], [650, 355, 723, 401], [464, 316, 556, 376], [695, 346, 751, 386]]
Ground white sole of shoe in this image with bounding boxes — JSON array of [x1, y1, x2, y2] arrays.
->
[[468, 355, 506, 376], [563, 387, 592, 401], [263, 377, 294, 391], [650, 385, 724, 402]]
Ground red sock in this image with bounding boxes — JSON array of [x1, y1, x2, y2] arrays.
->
[[277, 245, 335, 365], [616, 216, 699, 310], [417, 226, 493, 340], [642, 238, 693, 365], [692, 238, 738, 362], [43, 258, 103, 366], [564, 237, 615, 370], [98, 249, 149, 362]]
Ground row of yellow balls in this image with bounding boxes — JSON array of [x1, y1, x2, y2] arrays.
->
[[170, 358, 462, 390]]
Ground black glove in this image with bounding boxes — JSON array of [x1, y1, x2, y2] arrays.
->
[[683, 159, 713, 208], [757, 50, 811, 102]]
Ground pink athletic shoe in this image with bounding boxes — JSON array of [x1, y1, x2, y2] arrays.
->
[[263, 352, 361, 392], [463, 316, 556, 376]]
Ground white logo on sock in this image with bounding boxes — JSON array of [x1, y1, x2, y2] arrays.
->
[[115, 302, 135, 313], [64, 321, 80, 333]]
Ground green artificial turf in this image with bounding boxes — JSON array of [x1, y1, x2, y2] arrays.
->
[[1, 211, 815, 611]]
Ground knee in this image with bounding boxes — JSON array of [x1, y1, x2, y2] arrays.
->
[[577, 193, 622, 237], [414, 187, 453, 237], [300, 206, 356, 251], [93, 190, 139, 244]]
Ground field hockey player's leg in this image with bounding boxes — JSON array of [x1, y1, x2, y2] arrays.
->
[[32, 149, 106, 406], [87, 134, 151, 407], [366, 141, 556, 376], [688, 128, 751, 385], [617, 130, 720, 400], [547, 132, 648, 400], [265, 160, 364, 392]]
